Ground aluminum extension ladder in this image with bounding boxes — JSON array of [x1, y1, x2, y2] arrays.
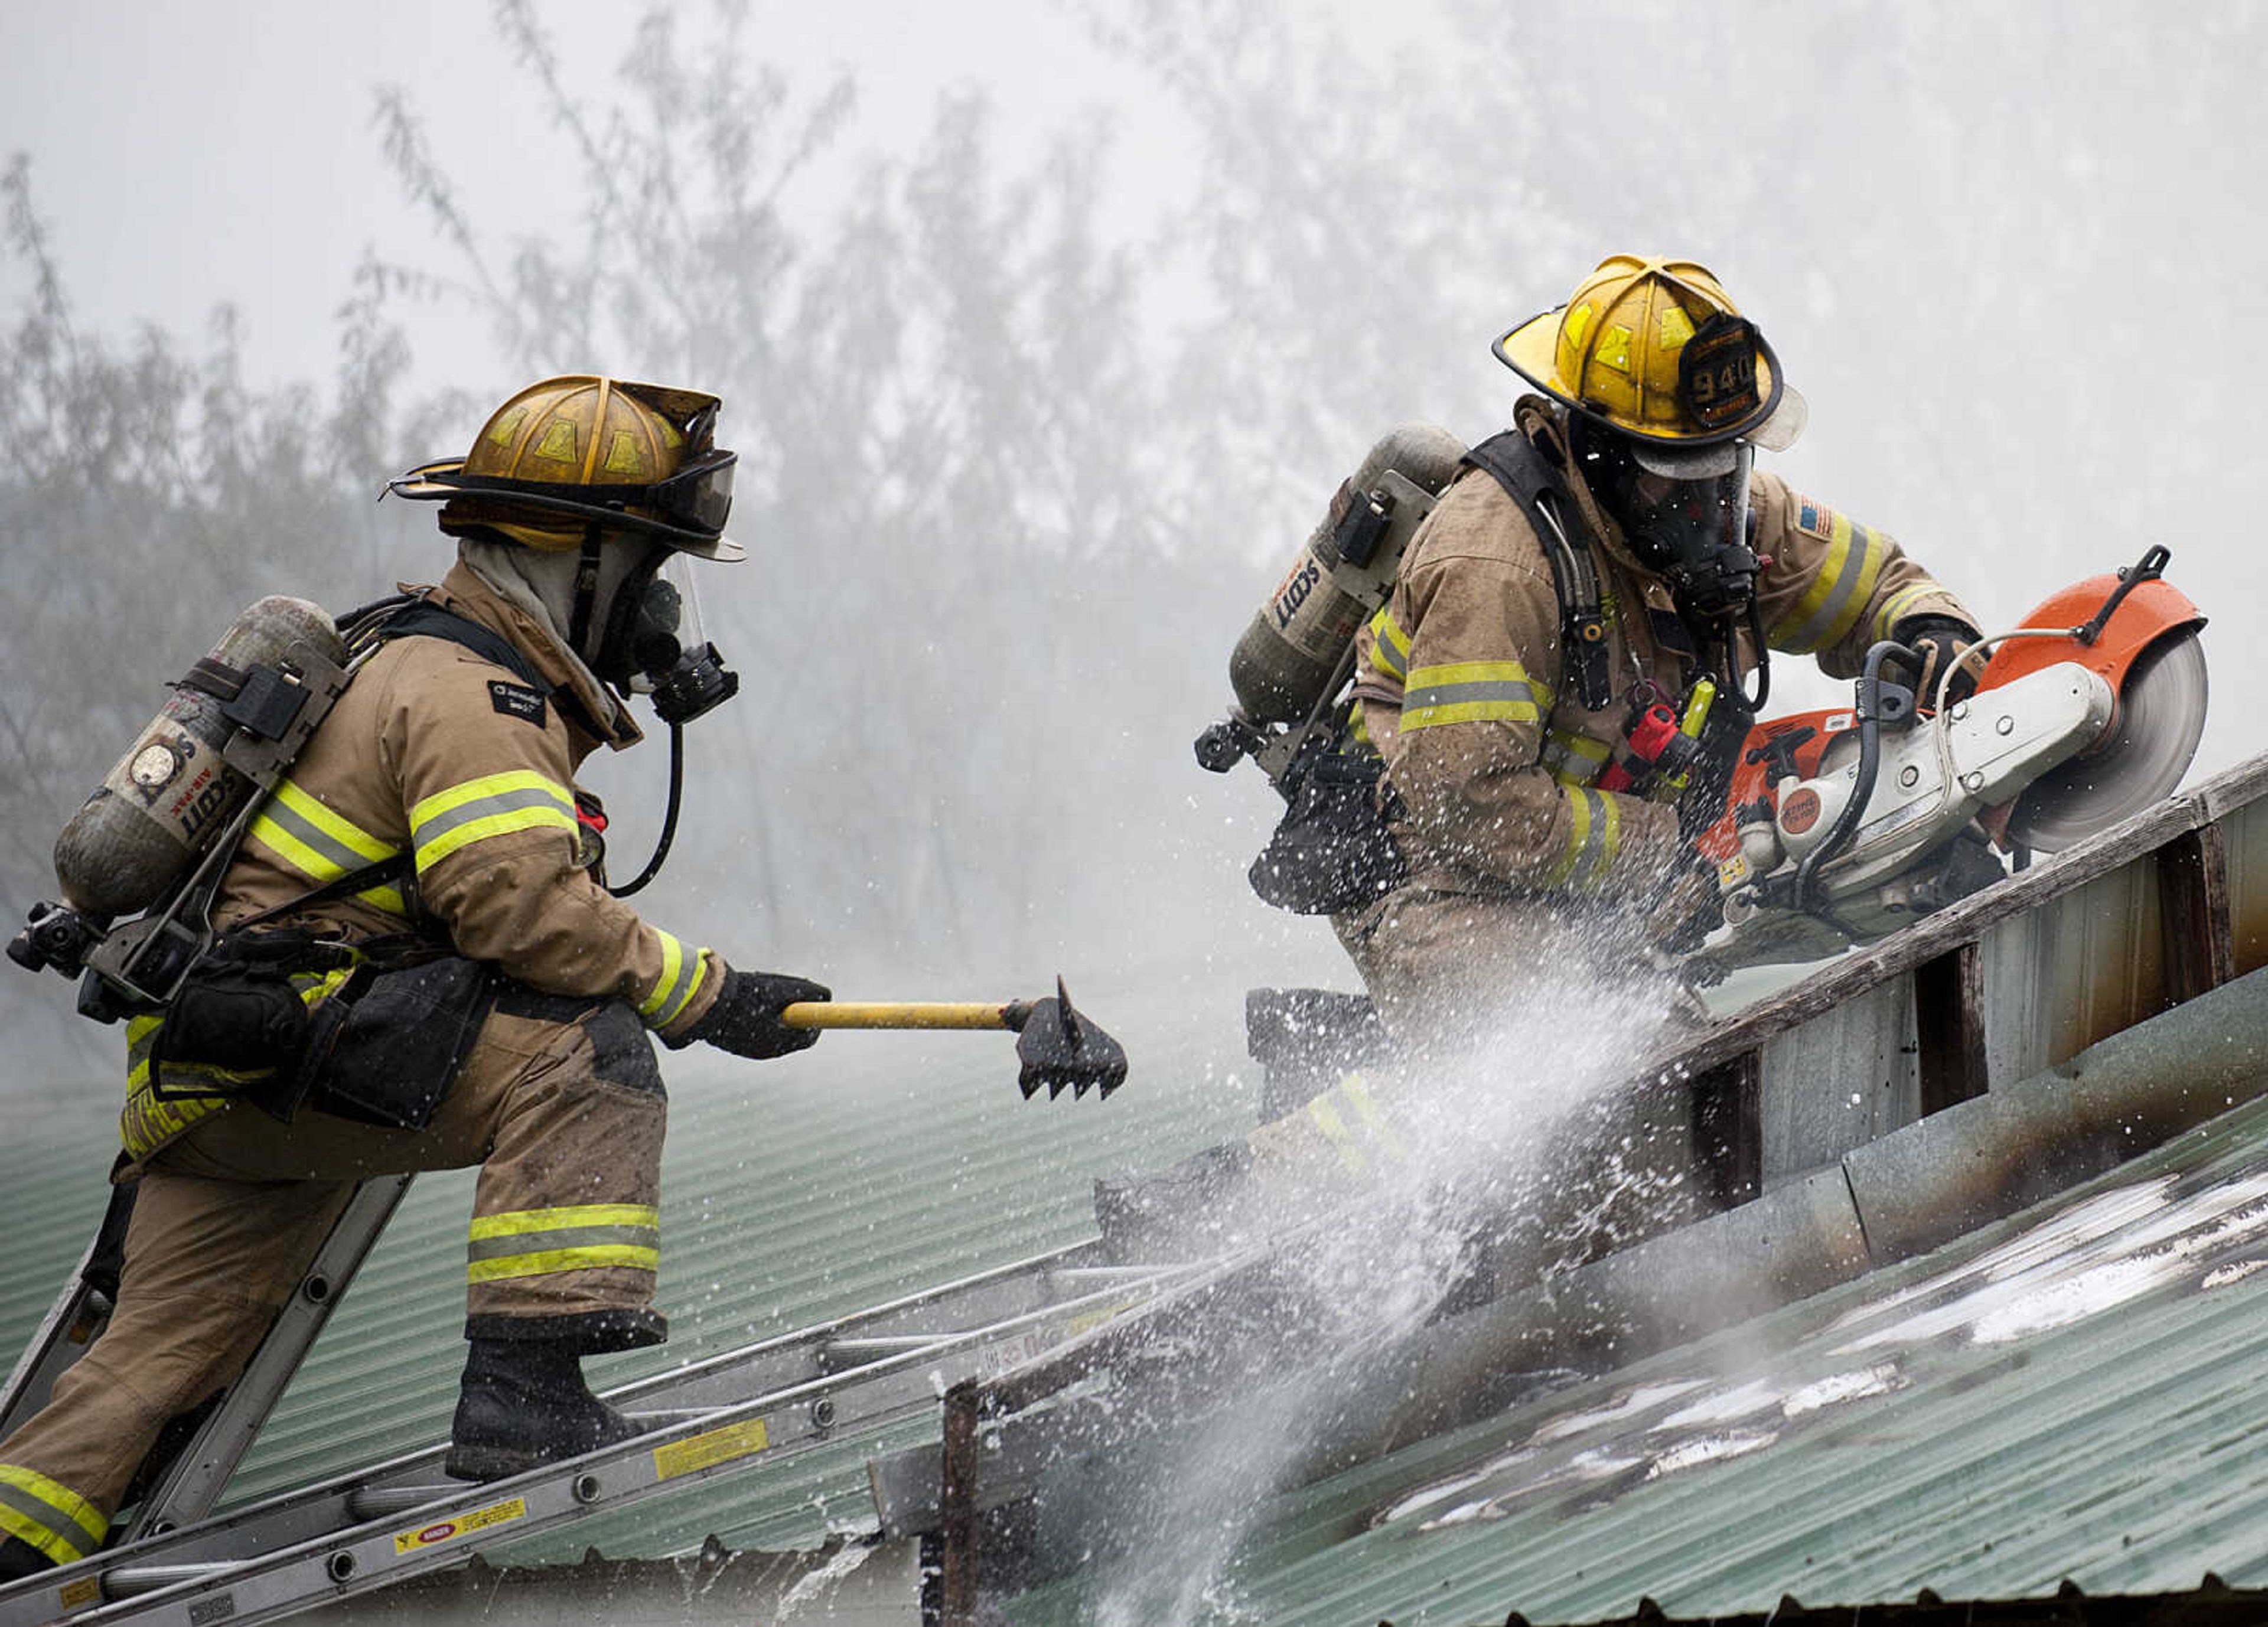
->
[[0, 1179, 1179, 1626]]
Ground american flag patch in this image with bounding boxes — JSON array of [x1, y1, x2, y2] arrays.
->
[[1795, 497, 1837, 540]]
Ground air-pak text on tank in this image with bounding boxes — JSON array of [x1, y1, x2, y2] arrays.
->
[[169, 767, 224, 836]]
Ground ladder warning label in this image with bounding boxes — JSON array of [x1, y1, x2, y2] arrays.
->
[[392, 1495, 528, 1554], [57, 1576, 100, 1610], [653, 1417, 770, 1481]]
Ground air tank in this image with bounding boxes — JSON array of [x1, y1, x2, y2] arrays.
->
[[1228, 423, 1468, 725], [53, 596, 343, 918]]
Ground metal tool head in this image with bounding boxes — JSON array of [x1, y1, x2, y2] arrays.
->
[[2009, 629, 2209, 852], [1013, 976, 1128, 1101]]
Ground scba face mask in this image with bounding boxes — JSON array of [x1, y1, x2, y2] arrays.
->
[[1574, 419, 1760, 622], [599, 552, 740, 725]]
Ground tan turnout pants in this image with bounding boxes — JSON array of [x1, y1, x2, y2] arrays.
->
[[0, 995, 665, 1566], [1246, 886, 1707, 1262]]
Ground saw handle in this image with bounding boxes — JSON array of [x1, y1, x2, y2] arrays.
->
[[780, 1000, 1033, 1032]]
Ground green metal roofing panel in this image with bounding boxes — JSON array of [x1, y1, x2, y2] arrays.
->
[[0, 1007, 1260, 1564], [1004, 1090, 2268, 1625]]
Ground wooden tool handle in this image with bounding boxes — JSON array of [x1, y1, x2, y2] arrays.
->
[[780, 1000, 1026, 1032]]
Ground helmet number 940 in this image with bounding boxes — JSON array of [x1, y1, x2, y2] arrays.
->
[[1679, 314, 1762, 429]]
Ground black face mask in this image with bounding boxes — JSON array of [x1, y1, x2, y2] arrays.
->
[[1573, 420, 1759, 622], [595, 561, 740, 725]]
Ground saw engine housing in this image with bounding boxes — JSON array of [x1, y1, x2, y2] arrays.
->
[[1687, 548, 2207, 980]]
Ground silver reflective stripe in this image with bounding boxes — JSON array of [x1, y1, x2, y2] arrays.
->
[[1540, 731, 1609, 783], [1781, 522, 1876, 653], [412, 785, 571, 852], [465, 1224, 660, 1264], [260, 793, 391, 878], [0, 1478, 97, 1558], [1570, 787, 1611, 883], [1400, 678, 1542, 712]]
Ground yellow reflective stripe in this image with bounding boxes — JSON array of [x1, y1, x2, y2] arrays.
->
[[1872, 581, 1941, 643], [119, 1088, 230, 1162], [248, 782, 408, 915], [410, 771, 575, 873], [1543, 787, 1592, 888], [1544, 787, 1620, 890], [1590, 791, 1622, 887], [470, 1204, 660, 1239], [126, 1014, 161, 1092], [467, 1203, 660, 1284], [272, 780, 393, 862], [1542, 728, 1611, 788], [1400, 660, 1547, 731], [1348, 700, 1373, 748], [466, 1245, 660, 1284], [637, 932, 706, 1026], [1770, 513, 1885, 654], [298, 967, 356, 1007], [1305, 1095, 1368, 1176], [1368, 607, 1412, 683], [1337, 1073, 1407, 1165], [0, 1465, 107, 1563]]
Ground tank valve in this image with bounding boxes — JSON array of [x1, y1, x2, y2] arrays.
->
[[1194, 718, 1260, 774], [7, 902, 106, 977]]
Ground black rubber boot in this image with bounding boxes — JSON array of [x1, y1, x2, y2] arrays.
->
[[0, 1533, 54, 1584], [442, 1337, 644, 1482]]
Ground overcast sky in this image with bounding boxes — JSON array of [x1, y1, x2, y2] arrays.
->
[[0, 0, 1216, 394], [5, 1, 2261, 772]]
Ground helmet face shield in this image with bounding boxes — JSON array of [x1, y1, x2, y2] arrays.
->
[[1575, 419, 1759, 620], [599, 551, 738, 724]]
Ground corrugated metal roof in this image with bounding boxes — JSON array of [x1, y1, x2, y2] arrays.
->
[[1005, 1089, 2268, 1624], [0, 1000, 1262, 1564]]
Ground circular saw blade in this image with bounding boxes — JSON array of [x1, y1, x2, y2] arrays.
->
[[2008, 629, 2208, 852]]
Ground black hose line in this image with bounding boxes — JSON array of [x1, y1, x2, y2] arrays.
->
[[609, 723, 683, 899], [1792, 639, 1914, 919]]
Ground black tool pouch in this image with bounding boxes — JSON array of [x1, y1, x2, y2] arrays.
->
[[297, 957, 498, 1130], [154, 964, 317, 1120], [1248, 753, 1409, 917]]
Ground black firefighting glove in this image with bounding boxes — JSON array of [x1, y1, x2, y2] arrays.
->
[[1895, 615, 1985, 709], [679, 968, 831, 1059]]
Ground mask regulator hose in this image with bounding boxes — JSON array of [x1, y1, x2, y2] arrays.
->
[[608, 723, 684, 899]]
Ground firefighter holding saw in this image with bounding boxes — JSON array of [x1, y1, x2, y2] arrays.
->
[[1329, 255, 1980, 1038], [1162, 255, 1984, 1212], [0, 377, 831, 1580]]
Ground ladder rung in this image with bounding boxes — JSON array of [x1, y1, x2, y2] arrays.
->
[[827, 1335, 949, 1358], [1054, 1265, 1179, 1286], [346, 1483, 461, 1520], [620, 1406, 732, 1424], [103, 1562, 242, 1599]]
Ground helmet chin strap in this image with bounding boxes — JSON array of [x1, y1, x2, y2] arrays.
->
[[567, 523, 605, 663]]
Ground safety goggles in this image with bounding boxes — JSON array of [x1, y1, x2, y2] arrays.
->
[[389, 446, 737, 547]]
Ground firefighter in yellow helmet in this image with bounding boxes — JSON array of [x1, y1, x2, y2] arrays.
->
[[1325, 257, 1976, 1036], [1106, 258, 1980, 1244], [0, 377, 830, 1581]]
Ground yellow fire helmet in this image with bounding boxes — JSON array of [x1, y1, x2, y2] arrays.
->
[[1494, 255, 1807, 475], [387, 376, 745, 560]]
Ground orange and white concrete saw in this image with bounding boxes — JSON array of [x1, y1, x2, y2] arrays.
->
[[1684, 546, 2208, 982]]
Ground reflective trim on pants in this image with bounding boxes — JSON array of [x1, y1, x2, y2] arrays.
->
[[467, 1203, 660, 1286], [0, 1463, 107, 1565]]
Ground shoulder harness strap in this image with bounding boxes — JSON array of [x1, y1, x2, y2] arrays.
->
[[230, 602, 562, 938], [1461, 431, 1615, 713], [370, 601, 550, 692]]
